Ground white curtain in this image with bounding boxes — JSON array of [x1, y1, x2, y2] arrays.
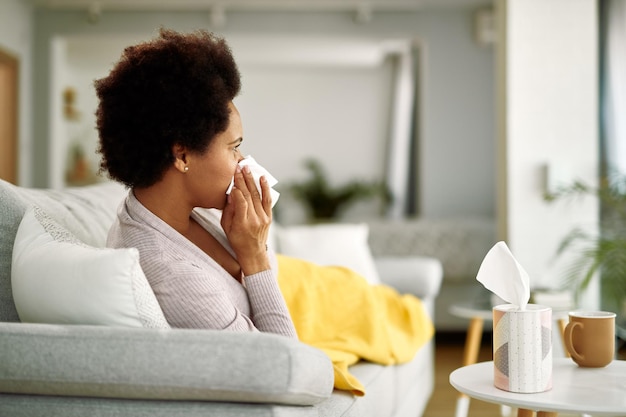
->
[[603, 0, 626, 175], [385, 42, 416, 219]]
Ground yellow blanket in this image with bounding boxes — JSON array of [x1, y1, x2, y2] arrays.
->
[[276, 254, 434, 396]]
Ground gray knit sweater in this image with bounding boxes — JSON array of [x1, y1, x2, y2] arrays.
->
[[107, 191, 297, 338]]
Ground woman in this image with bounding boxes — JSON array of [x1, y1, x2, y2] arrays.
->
[[96, 28, 297, 338]]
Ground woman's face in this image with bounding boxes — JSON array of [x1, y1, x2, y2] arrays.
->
[[187, 102, 245, 209]]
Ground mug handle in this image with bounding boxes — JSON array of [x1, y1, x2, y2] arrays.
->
[[564, 321, 585, 362]]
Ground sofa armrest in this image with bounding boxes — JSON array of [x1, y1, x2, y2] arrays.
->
[[374, 256, 443, 300], [0, 322, 333, 405]]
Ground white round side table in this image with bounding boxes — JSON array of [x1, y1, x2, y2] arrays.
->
[[450, 359, 626, 417]]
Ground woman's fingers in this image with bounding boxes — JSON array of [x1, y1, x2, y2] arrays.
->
[[226, 165, 271, 240], [229, 188, 250, 223], [233, 165, 270, 218], [259, 176, 273, 217], [221, 164, 274, 275], [242, 166, 261, 202]]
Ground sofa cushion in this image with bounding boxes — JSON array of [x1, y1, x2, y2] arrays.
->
[[0, 179, 127, 322], [393, 341, 434, 417], [11, 205, 169, 328], [0, 394, 320, 417], [275, 223, 381, 285], [0, 322, 334, 406], [0, 180, 27, 322]]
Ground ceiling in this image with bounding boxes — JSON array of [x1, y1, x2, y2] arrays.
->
[[29, 0, 492, 13]]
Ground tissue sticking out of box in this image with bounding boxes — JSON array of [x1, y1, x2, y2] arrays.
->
[[476, 241, 530, 310]]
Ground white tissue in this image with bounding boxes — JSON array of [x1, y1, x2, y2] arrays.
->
[[476, 241, 530, 310], [226, 155, 280, 208]]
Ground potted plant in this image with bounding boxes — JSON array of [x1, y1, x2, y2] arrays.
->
[[286, 158, 391, 222], [545, 174, 626, 314]]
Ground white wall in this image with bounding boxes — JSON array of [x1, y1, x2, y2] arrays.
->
[[0, 0, 33, 186], [31, 8, 496, 220], [496, 0, 599, 305], [232, 37, 399, 223], [235, 57, 392, 186]]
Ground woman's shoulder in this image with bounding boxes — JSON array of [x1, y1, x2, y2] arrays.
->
[[108, 191, 183, 254]]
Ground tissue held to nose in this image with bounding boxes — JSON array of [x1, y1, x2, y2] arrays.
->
[[226, 156, 280, 208]]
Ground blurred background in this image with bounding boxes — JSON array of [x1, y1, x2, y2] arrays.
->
[[2, 0, 624, 335], [2, 0, 496, 222], [3, 2, 626, 414]]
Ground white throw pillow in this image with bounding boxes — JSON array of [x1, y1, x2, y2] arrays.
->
[[275, 223, 381, 285], [11, 205, 170, 329]]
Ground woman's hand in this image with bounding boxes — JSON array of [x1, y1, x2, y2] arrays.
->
[[221, 164, 273, 276]]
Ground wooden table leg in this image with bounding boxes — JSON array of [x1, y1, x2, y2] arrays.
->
[[557, 318, 570, 358], [463, 317, 485, 365], [516, 409, 558, 417], [455, 317, 485, 417]]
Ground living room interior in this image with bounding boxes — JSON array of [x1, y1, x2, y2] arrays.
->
[[1, 0, 623, 416]]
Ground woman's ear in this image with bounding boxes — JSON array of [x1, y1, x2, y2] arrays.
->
[[172, 144, 189, 173]]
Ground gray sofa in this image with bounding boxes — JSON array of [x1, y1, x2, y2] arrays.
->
[[0, 179, 442, 417], [367, 217, 496, 331]]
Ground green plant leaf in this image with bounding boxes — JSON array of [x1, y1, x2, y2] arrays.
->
[[287, 158, 391, 220]]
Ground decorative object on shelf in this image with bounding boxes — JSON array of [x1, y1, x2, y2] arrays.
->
[[545, 173, 626, 313], [63, 87, 81, 121], [286, 158, 391, 221], [66, 143, 97, 186]]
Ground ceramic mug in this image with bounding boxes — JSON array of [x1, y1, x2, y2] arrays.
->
[[493, 304, 552, 393], [564, 311, 616, 368]]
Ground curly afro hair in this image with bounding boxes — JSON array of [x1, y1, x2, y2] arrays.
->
[[95, 28, 241, 188]]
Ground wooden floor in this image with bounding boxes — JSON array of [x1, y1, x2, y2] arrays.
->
[[424, 332, 626, 417]]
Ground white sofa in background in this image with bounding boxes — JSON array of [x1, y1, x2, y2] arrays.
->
[[0, 179, 442, 417]]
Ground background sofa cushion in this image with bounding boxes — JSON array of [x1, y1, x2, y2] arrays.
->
[[11, 205, 169, 328], [275, 223, 381, 285]]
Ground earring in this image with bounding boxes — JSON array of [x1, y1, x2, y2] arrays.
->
[[184, 166, 189, 172]]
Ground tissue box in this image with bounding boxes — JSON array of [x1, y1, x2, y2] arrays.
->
[[493, 304, 552, 393]]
